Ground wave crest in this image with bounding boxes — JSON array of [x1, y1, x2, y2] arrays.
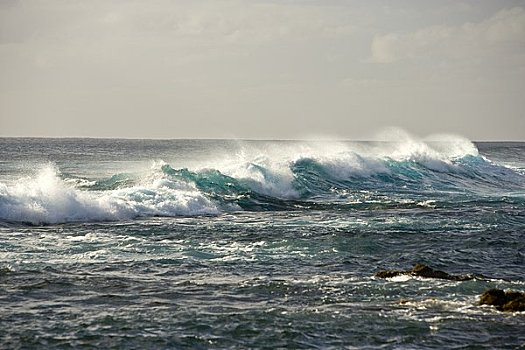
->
[[0, 165, 218, 225], [0, 134, 522, 224]]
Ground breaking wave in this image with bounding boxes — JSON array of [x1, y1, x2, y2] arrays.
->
[[1, 133, 523, 224], [0, 165, 219, 224]]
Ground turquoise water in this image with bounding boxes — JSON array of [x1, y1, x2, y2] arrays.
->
[[0, 137, 524, 348]]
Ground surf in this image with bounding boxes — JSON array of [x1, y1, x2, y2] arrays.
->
[[0, 132, 523, 224], [0, 164, 219, 225]]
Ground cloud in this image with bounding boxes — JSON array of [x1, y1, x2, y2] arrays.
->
[[370, 6, 525, 63], [1, 1, 524, 139], [0, 0, 354, 46], [0, 0, 356, 79]]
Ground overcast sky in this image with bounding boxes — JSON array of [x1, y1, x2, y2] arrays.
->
[[1, 0, 524, 140]]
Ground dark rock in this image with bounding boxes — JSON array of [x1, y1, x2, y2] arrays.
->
[[410, 263, 452, 279], [375, 263, 478, 281], [374, 269, 404, 278], [502, 298, 525, 312], [480, 289, 525, 312], [505, 291, 524, 301], [479, 289, 507, 307]]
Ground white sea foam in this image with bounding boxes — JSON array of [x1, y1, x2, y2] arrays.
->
[[196, 131, 480, 192], [199, 144, 302, 199], [0, 131, 490, 224], [0, 164, 219, 224], [367, 129, 475, 172], [425, 133, 479, 157]]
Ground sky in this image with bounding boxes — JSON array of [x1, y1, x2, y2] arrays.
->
[[1, 0, 524, 140]]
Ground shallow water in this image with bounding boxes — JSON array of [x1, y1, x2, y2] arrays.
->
[[0, 136, 524, 348]]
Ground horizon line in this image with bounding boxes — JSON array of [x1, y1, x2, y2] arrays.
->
[[0, 135, 523, 143]]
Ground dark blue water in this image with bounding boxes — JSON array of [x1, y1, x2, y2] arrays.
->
[[0, 137, 524, 348]]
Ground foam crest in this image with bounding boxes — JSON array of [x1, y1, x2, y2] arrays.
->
[[200, 144, 301, 199], [424, 133, 479, 159], [374, 128, 479, 160], [370, 128, 480, 172], [183, 132, 482, 196], [0, 131, 502, 225], [203, 141, 388, 198], [299, 151, 390, 180], [0, 165, 218, 224]]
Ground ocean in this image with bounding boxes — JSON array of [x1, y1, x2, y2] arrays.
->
[[0, 136, 524, 348]]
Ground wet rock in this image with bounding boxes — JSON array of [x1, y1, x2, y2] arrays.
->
[[479, 288, 506, 306], [375, 263, 478, 281], [480, 289, 525, 312], [374, 269, 405, 279], [410, 263, 453, 279]]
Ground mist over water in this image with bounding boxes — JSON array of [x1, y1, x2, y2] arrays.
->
[[0, 133, 524, 348]]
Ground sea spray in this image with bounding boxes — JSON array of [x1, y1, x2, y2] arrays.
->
[[0, 135, 524, 224], [0, 164, 218, 224]]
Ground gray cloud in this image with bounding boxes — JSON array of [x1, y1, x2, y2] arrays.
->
[[371, 7, 525, 64], [1, 1, 524, 140]]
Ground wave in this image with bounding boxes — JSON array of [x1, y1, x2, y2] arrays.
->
[[0, 134, 524, 224], [0, 165, 220, 225]]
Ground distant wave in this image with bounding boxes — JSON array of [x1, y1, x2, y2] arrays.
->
[[1, 134, 524, 224]]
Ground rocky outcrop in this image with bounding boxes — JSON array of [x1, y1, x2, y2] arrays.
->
[[479, 289, 525, 312], [375, 265, 524, 312], [375, 263, 479, 281]]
